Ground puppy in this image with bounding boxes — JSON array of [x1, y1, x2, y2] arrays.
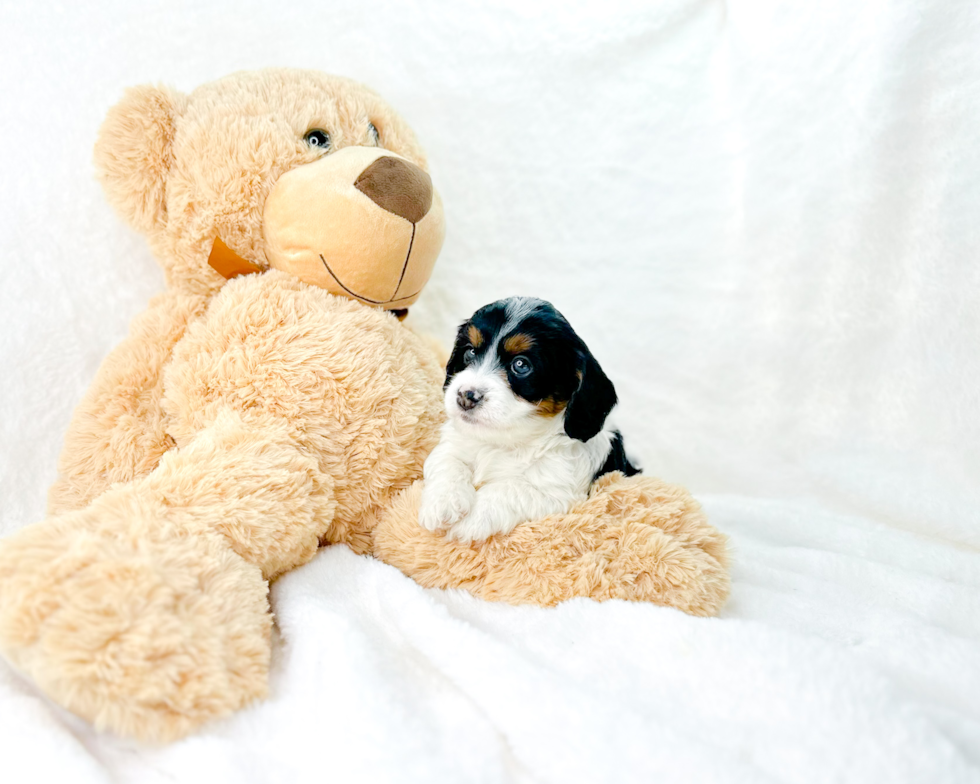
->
[[419, 296, 639, 543]]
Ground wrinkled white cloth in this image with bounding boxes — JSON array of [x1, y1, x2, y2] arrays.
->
[[0, 0, 977, 781]]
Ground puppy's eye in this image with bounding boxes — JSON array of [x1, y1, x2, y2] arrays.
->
[[463, 347, 476, 365], [510, 356, 532, 377], [368, 122, 380, 146], [304, 129, 331, 150]]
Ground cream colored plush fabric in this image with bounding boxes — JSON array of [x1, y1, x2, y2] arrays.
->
[[0, 68, 728, 743], [370, 474, 728, 614]]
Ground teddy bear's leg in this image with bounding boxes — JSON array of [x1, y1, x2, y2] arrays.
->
[[0, 492, 270, 742], [368, 474, 730, 617], [48, 288, 210, 516], [140, 412, 337, 581], [0, 412, 335, 741]]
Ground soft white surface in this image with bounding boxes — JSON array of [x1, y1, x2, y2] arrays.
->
[[1, 1, 978, 781]]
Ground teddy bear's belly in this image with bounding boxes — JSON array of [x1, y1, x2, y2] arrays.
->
[[161, 271, 445, 523]]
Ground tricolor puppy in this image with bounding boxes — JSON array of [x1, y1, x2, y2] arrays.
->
[[419, 297, 639, 543]]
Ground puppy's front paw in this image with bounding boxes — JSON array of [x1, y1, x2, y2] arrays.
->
[[419, 483, 475, 532], [447, 506, 508, 545]]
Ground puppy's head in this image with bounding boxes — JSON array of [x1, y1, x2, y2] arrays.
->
[[443, 297, 617, 441]]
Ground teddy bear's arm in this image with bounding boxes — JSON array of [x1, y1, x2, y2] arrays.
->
[[47, 288, 210, 514], [371, 475, 731, 616]]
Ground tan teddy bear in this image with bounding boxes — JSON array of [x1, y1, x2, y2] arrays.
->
[[0, 68, 729, 742]]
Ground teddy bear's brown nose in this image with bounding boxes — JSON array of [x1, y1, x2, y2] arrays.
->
[[354, 156, 433, 224]]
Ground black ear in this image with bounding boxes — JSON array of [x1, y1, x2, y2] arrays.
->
[[564, 351, 618, 442], [444, 321, 471, 388]]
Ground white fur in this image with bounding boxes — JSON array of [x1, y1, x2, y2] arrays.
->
[[419, 349, 615, 542]]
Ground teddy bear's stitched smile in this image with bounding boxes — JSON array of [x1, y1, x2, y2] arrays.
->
[[318, 236, 423, 307]]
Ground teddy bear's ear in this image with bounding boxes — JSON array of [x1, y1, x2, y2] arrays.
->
[[94, 85, 187, 234]]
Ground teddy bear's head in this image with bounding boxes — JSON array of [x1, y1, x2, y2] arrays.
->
[[94, 68, 444, 308]]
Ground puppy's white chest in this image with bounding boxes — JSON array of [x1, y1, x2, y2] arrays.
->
[[467, 438, 594, 495], [469, 443, 532, 486]]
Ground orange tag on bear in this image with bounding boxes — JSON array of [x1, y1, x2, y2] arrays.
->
[[208, 237, 264, 279]]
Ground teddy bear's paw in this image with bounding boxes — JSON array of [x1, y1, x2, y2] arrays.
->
[[0, 493, 273, 742], [418, 481, 475, 532]]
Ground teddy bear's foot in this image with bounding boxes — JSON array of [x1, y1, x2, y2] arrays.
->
[[0, 413, 338, 740], [0, 486, 272, 742], [370, 472, 730, 616]]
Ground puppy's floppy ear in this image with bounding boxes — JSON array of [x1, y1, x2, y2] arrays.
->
[[94, 85, 188, 234], [564, 351, 618, 442], [444, 321, 472, 388]]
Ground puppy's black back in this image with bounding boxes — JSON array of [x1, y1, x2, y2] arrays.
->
[[592, 430, 641, 483]]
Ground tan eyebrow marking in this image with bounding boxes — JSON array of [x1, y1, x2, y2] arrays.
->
[[468, 324, 483, 347], [503, 333, 534, 354]]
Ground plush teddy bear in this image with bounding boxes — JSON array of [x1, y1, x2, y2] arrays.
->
[[0, 69, 730, 742]]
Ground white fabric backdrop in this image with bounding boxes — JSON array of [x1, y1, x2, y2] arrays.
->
[[0, 1, 978, 782]]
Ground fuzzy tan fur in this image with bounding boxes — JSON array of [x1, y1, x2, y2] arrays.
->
[[369, 473, 729, 614], [0, 69, 729, 742]]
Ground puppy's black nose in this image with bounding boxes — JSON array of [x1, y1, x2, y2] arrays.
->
[[457, 388, 484, 411]]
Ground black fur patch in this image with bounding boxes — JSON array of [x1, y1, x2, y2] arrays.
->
[[592, 431, 641, 483], [444, 301, 509, 387]]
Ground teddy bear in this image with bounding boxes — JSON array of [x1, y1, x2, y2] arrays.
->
[[0, 69, 730, 742]]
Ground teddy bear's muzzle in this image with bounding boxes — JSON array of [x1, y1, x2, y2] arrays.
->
[[262, 146, 445, 309]]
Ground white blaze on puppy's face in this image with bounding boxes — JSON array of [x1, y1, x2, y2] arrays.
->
[[443, 354, 538, 435], [442, 297, 564, 441]]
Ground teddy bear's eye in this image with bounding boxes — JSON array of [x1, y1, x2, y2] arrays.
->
[[368, 122, 380, 146], [304, 129, 331, 150]]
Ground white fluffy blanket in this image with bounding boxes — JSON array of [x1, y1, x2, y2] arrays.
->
[[0, 1, 977, 781]]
